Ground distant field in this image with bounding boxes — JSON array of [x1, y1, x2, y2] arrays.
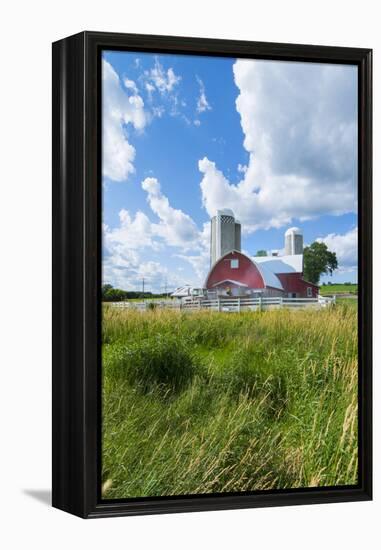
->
[[102, 305, 358, 499], [319, 284, 357, 296], [115, 296, 169, 303]]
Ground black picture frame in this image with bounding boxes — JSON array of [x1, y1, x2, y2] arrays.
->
[[52, 31, 372, 519]]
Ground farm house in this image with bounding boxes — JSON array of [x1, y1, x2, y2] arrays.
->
[[203, 211, 318, 299]]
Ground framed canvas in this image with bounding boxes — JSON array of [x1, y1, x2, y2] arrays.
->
[[52, 31, 372, 518]]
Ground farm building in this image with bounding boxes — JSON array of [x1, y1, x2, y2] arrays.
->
[[204, 210, 318, 299]]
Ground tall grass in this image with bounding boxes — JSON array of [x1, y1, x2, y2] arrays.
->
[[102, 306, 358, 498]]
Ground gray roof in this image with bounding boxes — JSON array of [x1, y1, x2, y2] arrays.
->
[[255, 254, 303, 274]]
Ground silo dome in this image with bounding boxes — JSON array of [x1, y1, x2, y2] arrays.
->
[[217, 208, 234, 217], [211, 209, 241, 265], [284, 227, 303, 255], [285, 226, 302, 236]]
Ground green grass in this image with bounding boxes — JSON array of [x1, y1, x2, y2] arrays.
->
[[319, 284, 357, 296], [102, 306, 358, 499]]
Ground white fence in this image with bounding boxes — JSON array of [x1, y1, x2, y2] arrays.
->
[[111, 295, 335, 312]]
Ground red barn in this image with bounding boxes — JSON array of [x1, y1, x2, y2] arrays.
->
[[204, 250, 318, 299]]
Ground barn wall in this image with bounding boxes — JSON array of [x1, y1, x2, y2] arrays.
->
[[276, 273, 318, 298]]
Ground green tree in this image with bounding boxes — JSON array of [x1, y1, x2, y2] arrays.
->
[[303, 242, 338, 285], [255, 250, 268, 257], [102, 284, 114, 299]]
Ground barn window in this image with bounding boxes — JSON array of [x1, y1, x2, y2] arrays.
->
[[307, 287, 313, 297], [231, 259, 239, 269]]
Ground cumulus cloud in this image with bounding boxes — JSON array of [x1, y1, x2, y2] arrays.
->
[[317, 227, 358, 270], [103, 249, 173, 293], [196, 76, 211, 113], [104, 210, 160, 252], [237, 163, 247, 174], [102, 59, 147, 182], [103, 213, 184, 292], [175, 222, 211, 282], [199, 59, 357, 232], [103, 176, 209, 290], [142, 177, 200, 248]]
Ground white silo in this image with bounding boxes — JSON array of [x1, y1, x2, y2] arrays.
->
[[285, 227, 303, 255], [210, 209, 241, 265]]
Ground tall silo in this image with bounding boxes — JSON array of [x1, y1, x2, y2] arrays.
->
[[210, 209, 241, 265], [234, 220, 241, 252], [285, 227, 303, 255]]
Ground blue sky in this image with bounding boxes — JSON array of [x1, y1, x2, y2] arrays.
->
[[102, 51, 358, 292]]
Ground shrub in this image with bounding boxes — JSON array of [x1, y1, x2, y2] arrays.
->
[[105, 334, 198, 395]]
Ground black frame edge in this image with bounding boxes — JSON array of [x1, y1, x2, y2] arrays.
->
[[358, 48, 373, 501], [52, 31, 372, 519], [52, 32, 87, 518]]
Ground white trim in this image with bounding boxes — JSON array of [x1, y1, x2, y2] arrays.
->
[[231, 259, 239, 268], [211, 279, 248, 288]]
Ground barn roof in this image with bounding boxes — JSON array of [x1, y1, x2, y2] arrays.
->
[[171, 285, 193, 297], [254, 254, 303, 274], [255, 262, 284, 290], [204, 250, 285, 291]]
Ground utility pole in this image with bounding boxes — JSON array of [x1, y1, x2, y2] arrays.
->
[[142, 277, 145, 296]]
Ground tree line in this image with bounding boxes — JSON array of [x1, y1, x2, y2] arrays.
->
[[102, 284, 167, 302]]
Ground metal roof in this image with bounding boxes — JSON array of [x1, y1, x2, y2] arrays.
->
[[255, 254, 303, 274], [171, 285, 193, 297], [254, 262, 284, 290]]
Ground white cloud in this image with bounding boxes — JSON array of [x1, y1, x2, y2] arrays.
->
[[196, 76, 211, 113], [317, 227, 358, 270], [237, 163, 247, 174], [103, 251, 173, 293], [141, 58, 188, 123], [145, 82, 155, 96], [142, 177, 200, 248], [104, 210, 160, 252], [102, 59, 147, 182], [103, 176, 210, 290], [199, 59, 357, 232], [175, 222, 211, 283], [123, 77, 138, 94], [145, 58, 181, 94], [103, 213, 183, 292], [152, 105, 165, 118]]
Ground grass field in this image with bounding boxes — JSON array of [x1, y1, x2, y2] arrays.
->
[[319, 283, 358, 296], [102, 304, 358, 499]]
